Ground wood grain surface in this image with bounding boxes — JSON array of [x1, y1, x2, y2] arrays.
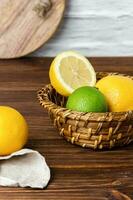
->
[[0, 0, 65, 59], [0, 57, 133, 199]]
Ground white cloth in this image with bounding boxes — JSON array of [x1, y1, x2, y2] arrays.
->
[[0, 149, 50, 189]]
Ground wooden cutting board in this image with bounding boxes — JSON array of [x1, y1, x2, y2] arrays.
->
[[0, 0, 65, 59]]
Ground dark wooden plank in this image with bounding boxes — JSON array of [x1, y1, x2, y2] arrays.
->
[[0, 57, 132, 200]]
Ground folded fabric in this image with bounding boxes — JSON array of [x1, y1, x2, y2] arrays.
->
[[0, 149, 50, 188]]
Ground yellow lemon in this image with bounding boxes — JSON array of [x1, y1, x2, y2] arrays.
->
[[49, 51, 96, 96], [96, 75, 133, 112], [0, 106, 28, 155]]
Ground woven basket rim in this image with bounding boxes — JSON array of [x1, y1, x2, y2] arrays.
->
[[38, 72, 133, 122]]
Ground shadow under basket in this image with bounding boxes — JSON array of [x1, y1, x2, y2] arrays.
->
[[37, 72, 133, 150]]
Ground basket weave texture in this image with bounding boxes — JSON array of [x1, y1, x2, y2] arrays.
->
[[38, 72, 133, 150]]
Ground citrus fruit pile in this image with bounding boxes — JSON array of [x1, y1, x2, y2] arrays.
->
[[49, 51, 133, 113]]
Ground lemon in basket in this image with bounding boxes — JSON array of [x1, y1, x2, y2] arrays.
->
[[0, 106, 28, 155], [49, 51, 96, 96], [66, 86, 108, 113], [96, 75, 133, 112]]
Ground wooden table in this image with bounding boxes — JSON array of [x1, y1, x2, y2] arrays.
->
[[0, 58, 133, 200]]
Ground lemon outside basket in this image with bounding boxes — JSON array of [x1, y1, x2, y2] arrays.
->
[[37, 72, 133, 150]]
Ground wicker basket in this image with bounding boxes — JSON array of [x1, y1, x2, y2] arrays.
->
[[38, 72, 133, 150]]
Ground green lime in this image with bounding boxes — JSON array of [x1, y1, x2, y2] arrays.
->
[[66, 86, 108, 113]]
